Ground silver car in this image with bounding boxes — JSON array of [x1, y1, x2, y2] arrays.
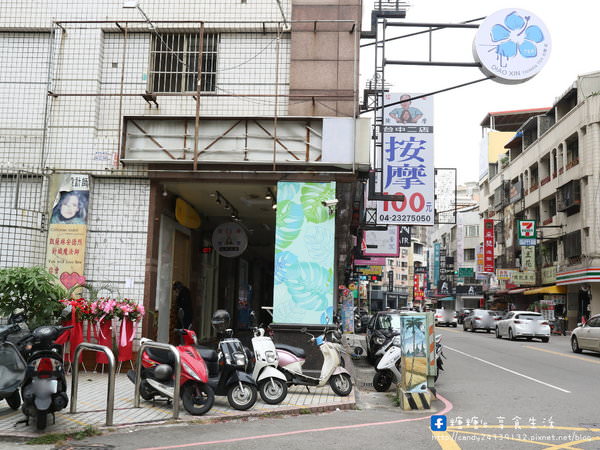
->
[[495, 311, 550, 342], [571, 314, 600, 353], [463, 309, 498, 333]]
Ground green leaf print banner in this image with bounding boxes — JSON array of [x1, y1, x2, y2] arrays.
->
[[273, 181, 336, 324]]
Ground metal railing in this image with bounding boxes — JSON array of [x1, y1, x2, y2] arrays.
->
[[134, 341, 181, 420], [70, 343, 116, 426]]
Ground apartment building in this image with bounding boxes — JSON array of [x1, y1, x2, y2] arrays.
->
[[479, 71, 600, 328]]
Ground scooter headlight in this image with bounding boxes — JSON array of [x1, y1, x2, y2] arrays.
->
[[233, 351, 246, 368], [182, 362, 202, 381], [265, 350, 277, 364], [392, 336, 402, 346], [374, 335, 385, 345]]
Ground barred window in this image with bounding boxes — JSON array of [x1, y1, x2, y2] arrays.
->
[[149, 33, 218, 93]]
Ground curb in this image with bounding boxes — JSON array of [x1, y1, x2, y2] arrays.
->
[[0, 395, 357, 442]]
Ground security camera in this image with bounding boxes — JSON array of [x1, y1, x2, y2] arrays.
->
[[321, 199, 339, 207]]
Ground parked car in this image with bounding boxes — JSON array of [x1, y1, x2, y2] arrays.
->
[[495, 311, 550, 342], [571, 314, 600, 353], [366, 311, 402, 365], [463, 309, 498, 333], [435, 308, 457, 327]]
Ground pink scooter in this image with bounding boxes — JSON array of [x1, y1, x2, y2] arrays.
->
[[274, 328, 353, 396]]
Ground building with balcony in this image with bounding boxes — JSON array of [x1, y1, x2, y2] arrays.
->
[[478, 71, 600, 328], [0, 0, 370, 341]]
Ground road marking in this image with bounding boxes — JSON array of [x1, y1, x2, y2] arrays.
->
[[445, 346, 571, 393], [432, 430, 461, 449], [544, 436, 600, 449], [137, 394, 454, 449], [523, 345, 600, 365]]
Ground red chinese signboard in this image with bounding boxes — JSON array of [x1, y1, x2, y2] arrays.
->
[[483, 219, 494, 273]]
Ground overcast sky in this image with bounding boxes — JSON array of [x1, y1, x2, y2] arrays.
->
[[359, 0, 600, 184]]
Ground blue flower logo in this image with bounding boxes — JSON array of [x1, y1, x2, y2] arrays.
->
[[490, 11, 544, 64]]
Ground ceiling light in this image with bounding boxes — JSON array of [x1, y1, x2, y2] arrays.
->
[[264, 188, 273, 200], [272, 203, 277, 210]]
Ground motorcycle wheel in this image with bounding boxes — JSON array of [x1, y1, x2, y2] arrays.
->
[[181, 382, 215, 416], [36, 411, 47, 431], [227, 382, 257, 411], [140, 380, 155, 401], [329, 373, 352, 396], [6, 391, 20, 410], [373, 371, 393, 392], [259, 378, 288, 405]]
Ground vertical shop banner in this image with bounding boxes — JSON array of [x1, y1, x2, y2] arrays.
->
[[521, 246, 536, 272], [273, 181, 336, 325], [377, 93, 434, 225], [456, 221, 464, 270], [433, 243, 440, 285], [399, 225, 411, 247], [483, 219, 495, 273], [476, 243, 484, 273], [46, 174, 90, 291]]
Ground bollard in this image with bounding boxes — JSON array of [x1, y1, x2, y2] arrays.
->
[[70, 343, 116, 426]]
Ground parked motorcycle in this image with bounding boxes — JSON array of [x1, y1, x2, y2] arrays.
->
[[275, 326, 353, 396], [248, 314, 288, 404], [127, 324, 215, 416], [19, 324, 72, 430], [205, 310, 258, 410], [0, 314, 28, 410], [372, 334, 445, 392]]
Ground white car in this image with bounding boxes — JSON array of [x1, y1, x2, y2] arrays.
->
[[495, 311, 550, 342], [571, 314, 600, 353], [435, 308, 458, 327]]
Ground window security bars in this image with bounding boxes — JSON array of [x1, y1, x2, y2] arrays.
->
[[149, 33, 218, 93]]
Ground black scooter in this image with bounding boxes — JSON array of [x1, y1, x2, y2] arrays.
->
[[201, 310, 257, 410], [19, 324, 72, 430], [0, 314, 28, 410]]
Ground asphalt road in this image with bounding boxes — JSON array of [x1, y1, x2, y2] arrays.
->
[[17, 328, 600, 449]]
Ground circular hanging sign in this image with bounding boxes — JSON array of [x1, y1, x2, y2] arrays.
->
[[212, 222, 248, 258], [473, 9, 551, 84]]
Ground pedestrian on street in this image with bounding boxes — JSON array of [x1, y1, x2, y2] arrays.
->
[[173, 281, 193, 329]]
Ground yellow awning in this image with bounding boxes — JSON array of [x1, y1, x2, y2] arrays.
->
[[524, 285, 567, 295]]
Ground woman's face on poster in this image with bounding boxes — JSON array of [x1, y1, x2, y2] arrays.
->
[[60, 194, 79, 219]]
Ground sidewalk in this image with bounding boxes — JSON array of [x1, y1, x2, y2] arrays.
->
[[0, 371, 356, 439]]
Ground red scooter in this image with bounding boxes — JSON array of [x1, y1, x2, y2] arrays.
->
[[128, 326, 214, 416]]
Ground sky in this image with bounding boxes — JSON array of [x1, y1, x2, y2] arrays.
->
[[359, 0, 600, 184]]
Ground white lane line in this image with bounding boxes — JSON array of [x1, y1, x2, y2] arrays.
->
[[445, 345, 571, 394]]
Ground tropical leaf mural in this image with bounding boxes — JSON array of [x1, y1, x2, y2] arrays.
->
[[275, 200, 304, 250], [274, 251, 298, 285], [285, 261, 332, 311], [301, 183, 335, 224], [273, 181, 336, 324]]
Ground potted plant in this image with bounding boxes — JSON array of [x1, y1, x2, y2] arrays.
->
[[0, 267, 67, 330]]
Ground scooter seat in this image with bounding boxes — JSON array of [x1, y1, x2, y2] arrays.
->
[[145, 347, 176, 365], [274, 343, 305, 359], [195, 346, 218, 362]]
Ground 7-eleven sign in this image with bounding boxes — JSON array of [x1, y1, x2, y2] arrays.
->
[[518, 220, 537, 239]]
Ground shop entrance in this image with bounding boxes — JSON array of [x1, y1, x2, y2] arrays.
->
[[150, 180, 276, 344]]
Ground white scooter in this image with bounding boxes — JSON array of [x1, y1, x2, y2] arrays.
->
[[249, 322, 288, 404], [372, 335, 444, 392], [275, 327, 353, 396]]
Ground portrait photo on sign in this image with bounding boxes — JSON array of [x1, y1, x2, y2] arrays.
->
[[384, 93, 433, 126], [50, 190, 89, 225]]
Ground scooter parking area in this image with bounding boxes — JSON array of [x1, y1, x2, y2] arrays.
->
[[0, 372, 356, 438]]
